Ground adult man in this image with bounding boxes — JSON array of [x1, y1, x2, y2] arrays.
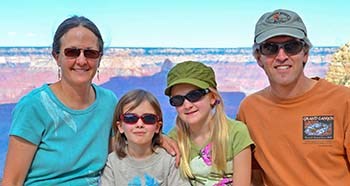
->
[[236, 9, 350, 185]]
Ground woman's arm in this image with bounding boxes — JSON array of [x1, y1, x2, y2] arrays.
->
[[2, 136, 37, 186], [233, 147, 252, 186]]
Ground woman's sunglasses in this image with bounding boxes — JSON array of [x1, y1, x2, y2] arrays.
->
[[169, 88, 210, 107], [258, 40, 305, 56], [120, 113, 159, 125], [63, 48, 101, 59]]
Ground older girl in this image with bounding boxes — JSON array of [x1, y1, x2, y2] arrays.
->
[[165, 61, 254, 186]]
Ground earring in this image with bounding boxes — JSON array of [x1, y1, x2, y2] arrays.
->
[[211, 99, 221, 107], [57, 66, 61, 79], [97, 69, 100, 81]]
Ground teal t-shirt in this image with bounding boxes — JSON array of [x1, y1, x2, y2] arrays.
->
[[9, 84, 117, 186], [169, 117, 254, 185]]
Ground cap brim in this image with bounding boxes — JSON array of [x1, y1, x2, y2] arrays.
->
[[164, 78, 209, 96], [255, 27, 305, 44]]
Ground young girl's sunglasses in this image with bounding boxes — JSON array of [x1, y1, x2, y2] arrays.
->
[[169, 88, 210, 107], [120, 113, 159, 125], [258, 40, 305, 56], [63, 48, 101, 59]]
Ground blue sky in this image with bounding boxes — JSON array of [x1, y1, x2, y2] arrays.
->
[[1, 0, 349, 48]]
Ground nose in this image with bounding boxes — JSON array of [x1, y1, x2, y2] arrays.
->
[[182, 98, 194, 109], [76, 50, 88, 65], [135, 118, 145, 128], [275, 47, 288, 61]]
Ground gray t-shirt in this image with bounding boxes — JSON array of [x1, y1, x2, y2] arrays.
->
[[100, 147, 190, 186]]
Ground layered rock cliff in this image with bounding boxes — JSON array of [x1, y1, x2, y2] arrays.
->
[[326, 42, 350, 87]]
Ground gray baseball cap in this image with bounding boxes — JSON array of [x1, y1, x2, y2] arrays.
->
[[254, 9, 312, 47]]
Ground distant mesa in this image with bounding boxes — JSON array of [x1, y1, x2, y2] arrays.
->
[[160, 58, 173, 72]]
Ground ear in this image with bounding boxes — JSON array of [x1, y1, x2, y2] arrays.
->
[[52, 52, 61, 67], [210, 94, 217, 106], [52, 51, 59, 61], [302, 51, 309, 66], [256, 55, 265, 68], [155, 121, 162, 134], [253, 50, 264, 68], [116, 121, 124, 134]]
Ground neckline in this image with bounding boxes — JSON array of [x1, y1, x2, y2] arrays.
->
[[266, 78, 322, 104]]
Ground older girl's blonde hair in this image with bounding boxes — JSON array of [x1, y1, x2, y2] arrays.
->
[[176, 87, 229, 179]]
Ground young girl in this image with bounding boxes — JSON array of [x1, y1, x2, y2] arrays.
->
[[165, 61, 254, 186], [100, 89, 190, 186]]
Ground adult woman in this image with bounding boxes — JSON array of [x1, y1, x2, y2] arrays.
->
[[3, 16, 117, 186]]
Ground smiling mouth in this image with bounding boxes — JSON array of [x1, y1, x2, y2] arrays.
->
[[275, 65, 291, 70], [185, 110, 197, 115], [133, 132, 146, 135], [73, 69, 89, 72]]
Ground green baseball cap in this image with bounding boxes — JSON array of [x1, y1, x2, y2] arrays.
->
[[164, 61, 217, 96], [254, 9, 312, 47]]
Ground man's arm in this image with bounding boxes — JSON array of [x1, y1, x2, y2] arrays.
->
[[251, 155, 264, 186]]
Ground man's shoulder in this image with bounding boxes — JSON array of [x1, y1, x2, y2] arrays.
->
[[241, 88, 268, 103], [318, 78, 350, 95]]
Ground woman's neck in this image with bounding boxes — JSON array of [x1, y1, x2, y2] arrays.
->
[[50, 80, 95, 109]]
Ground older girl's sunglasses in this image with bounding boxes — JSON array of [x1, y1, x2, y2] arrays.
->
[[259, 40, 305, 56], [169, 88, 210, 107], [63, 48, 101, 59], [120, 113, 159, 125]]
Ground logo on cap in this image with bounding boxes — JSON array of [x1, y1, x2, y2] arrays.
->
[[266, 11, 291, 24]]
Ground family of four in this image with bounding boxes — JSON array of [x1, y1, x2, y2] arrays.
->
[[3, 8, 350, 186]]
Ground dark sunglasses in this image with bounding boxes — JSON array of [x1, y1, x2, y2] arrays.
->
[[120, 113, 159, 125], [258, 40, 305, 56], [169, 89, 210, 107], [63, 48, 101, 59]]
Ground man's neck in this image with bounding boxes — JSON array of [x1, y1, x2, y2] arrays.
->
[[269, 77, 318, 99]]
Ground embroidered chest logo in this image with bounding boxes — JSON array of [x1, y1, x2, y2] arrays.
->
[[266, 12, 291, 24], [303, 115, 334, 140]]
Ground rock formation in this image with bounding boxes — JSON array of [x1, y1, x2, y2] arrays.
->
[[325, 42, 350, 87]]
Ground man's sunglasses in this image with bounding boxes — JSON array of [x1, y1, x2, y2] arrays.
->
[[120, 113, 159, 125], [169, 89, 210, 107], [258, 40, 305, 56], [63, 48, 101, 59]]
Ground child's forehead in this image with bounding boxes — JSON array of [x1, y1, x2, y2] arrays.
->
[[123, 100, 156, 113]]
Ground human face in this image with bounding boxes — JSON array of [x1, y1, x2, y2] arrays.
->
[[117, 100, 161, 148], [256, 36, 309, 88], [171, 84, 216, 127], [55, 26, 101, 86]]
